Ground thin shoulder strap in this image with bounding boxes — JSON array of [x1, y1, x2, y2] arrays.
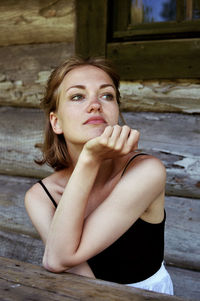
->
[[38, 180, 57, 208], [121, 153, 148, 177]]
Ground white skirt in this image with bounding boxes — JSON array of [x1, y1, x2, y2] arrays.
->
[[126, 262, 174, 295]]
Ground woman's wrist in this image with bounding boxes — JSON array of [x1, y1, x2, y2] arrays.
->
[[79, 147, 102, 167]]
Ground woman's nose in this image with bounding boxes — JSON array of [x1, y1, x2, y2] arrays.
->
[[87, 97, 102, 112]]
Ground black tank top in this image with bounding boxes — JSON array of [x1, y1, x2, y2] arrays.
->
[[38, 153, 165, 284]]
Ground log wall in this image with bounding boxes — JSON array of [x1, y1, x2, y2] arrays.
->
[[0, 1, 199, 300]]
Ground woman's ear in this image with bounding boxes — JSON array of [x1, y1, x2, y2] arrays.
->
[[50, 112, 63, 134]]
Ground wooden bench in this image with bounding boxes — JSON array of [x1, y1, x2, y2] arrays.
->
[[0, 107, 200, 300], [0, 256, 186, 301]]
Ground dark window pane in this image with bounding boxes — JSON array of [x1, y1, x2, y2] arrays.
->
[[131, 0, 176, 25]]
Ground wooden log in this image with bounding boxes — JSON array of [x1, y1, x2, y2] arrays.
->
[[167, 265, 200, 301], [0, 107, 52, 178], [0, 0, 75, 46], [0, 277, 71, 301], [120, 80, 200, 114], [0, 43, 199, 114], [0, 230, 43, 266], [0, 175, 39, 238], [107, 38, 200, 80], [165, 196, 200, 271], [0, 45, 199, 114], [123, 112, 200, 199], [0, 256, 185, 301], [0, 42, 74, 107], [1, 107, 200, 198], [0, 174, 199, 271]]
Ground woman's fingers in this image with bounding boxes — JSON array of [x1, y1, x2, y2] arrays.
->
[[86, 125, 140, 160], [102, 125, 139, 154], [108, 125, 122, 148], [114, 125, 131, 151], [126, 129, 140, 152]]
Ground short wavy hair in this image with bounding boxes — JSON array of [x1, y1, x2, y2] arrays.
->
[[36, 56, 121, 171]]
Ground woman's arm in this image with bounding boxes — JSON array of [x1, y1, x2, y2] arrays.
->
[[40, 125, 165, 273], [25, 179, 95, 278], [26, 125, 165, 274]]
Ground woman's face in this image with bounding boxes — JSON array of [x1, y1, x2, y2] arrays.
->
[[50, 65, 119, 149]]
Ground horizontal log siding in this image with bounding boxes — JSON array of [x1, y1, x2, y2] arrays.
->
[[0, 42, 74, 108], [0, 0, 75, 46]]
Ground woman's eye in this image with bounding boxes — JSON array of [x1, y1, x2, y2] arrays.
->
[[101, 93, 114, 101], [71, 94, 84, 101]]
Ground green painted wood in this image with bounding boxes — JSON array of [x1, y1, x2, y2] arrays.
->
[[107, 38, 200, 80], [75, 0, 107, 57], [75, 1, 200, 79], [176, 0, 185, 22], [114, 21, 200, 39], [111, 0, 130, 32]]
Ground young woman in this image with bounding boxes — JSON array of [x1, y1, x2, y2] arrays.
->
[[25, 56, 173, 294]]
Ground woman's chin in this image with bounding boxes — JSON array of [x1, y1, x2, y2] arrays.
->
[[86, 127, 106, 139]]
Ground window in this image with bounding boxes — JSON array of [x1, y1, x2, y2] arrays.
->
[[75, 0, 200, 79]]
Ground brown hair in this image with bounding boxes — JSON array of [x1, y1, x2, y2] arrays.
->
[[36, 56, 121, 171]]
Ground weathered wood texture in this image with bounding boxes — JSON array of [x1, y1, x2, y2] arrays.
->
[[0, 174, 199, 273], [0, 0, 75, 46], [107, 39, 200, 80], [0, 42, 74, 107], [75, 0, 107, 57], [165, 196, 200, 271], [0, 42, 199, 114], [167, 266, 200, 301], [120, 81, 200, 114], [0, 256, 187, 301], [0, 230, 43, 266], [0, 107, 52, 178], [1, 107, 200, 198], [75, 0, 200, 80], [123, 112, 200, 199]]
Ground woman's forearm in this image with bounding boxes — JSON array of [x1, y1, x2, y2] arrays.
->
[[68, 261, 95, 278], [43, 152, 100, 272]]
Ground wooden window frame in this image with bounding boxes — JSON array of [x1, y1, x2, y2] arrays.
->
[[75, 0, 200, 80]]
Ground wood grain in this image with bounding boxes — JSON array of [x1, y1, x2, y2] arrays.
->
[[123, 112, 200, 198], [167, 266, 200, 300], [107, 39, 200, 80], [165, 196, 200, 271], [0, 0, 75, 46], [0, 42, 74, 107], [0, 256, 185, 301], [0, 43, 199, 114], [75, 0, 107, 57], [120, 80, 200, 114]]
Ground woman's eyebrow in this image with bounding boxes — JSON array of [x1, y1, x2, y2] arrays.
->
[[100, 84, 115, 89], [66, 84, 115, 93], [66, 85, 85, 92]]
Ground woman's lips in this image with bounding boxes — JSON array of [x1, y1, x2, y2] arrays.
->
[[84, 117, 106, 124]]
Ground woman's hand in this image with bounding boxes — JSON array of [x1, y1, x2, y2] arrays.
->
[[82, 125, 140, 162]]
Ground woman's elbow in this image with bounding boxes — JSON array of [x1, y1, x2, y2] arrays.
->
[[42, 254, 70, 273]]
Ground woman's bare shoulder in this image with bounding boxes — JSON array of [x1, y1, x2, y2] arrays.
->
[[25, 171, 64, 208], [123, 152, 165, 174], [119, 152, 166, 197]]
